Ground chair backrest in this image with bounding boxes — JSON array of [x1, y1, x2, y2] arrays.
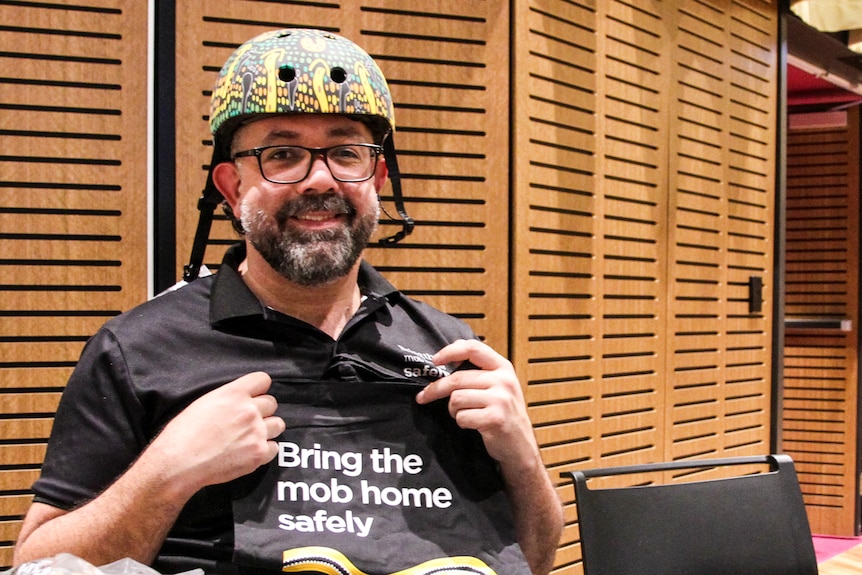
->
[[564, 454, 818, 575]]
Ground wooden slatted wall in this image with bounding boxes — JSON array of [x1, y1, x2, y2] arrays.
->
[[511, 2, 778, 572], [0, 0, 149, 567], [1, 0, 786, 571], [174, 0, 510, 348], [784, 109, 860, 536]]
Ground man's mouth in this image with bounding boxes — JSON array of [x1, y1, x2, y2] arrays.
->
[[295, 211, 342, 222], [278, 194, 355, 228]]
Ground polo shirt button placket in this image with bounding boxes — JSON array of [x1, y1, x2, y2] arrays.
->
[[335, 362, 358, 380]]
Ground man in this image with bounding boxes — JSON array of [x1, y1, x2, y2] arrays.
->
[[14, 29, 563, 575]]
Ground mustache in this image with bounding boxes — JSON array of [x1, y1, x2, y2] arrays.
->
[[275, 193, 355, 223]]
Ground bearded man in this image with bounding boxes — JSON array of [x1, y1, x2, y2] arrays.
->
[[14, 29, 563, 575]]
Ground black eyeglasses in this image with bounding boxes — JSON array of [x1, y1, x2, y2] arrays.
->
[[232, 144, 383, 184]]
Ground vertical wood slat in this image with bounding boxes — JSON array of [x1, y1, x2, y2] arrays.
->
[[173, 0, 510, 349], [597, 0, 670, 470], [783, 108, 860, 536], [666, 0, 776, 463], [512, 2, 672, 569], [0, 0, 149, 567], [510, 6, 603, 564]]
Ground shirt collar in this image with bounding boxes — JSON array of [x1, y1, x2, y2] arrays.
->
[[210, 242, 399, 329]]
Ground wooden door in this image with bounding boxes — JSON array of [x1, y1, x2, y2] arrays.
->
[[784, 108, 861, 536]]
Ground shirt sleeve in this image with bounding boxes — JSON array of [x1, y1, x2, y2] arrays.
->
[[32, 327, 147, 510]]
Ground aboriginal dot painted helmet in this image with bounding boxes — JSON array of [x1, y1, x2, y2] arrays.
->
[[209, 28, 396, 152], [184, 28, 413, 283]]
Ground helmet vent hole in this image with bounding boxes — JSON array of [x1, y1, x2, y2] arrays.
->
[[278, 66, 296, 83], [331, 67, 347, 83]]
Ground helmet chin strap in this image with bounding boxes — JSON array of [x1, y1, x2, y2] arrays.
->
[[377, 133, 415, 245], [182, 147, 223, 283], [183, 135, 415, 283]]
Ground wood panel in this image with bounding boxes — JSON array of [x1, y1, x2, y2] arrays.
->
[[513, 1, 778, 573], [666, 0, 776, 462], [784, 109, 860, 536], [174, 0, 510, 349], [0, 0, 149, 567], [513, 3, 672, 570]]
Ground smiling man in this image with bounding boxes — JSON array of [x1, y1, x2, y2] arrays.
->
[[212, 113, 387, 336], [13, 29, 563, 575], [226, 116, 383, 288]]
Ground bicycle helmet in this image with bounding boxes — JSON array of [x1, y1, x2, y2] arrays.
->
[[184, 28, 413, 282]]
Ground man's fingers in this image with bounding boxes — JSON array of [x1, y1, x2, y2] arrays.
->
[[226, 372, 284, 437], [416, 378, 446, 405], [225, 371, 273, 396], [265, 414, 286, 439], [253, 393, 278, 417], [417, 371, 489, 404], [419, 339, 515, 405], [432, 339, 510, 372]]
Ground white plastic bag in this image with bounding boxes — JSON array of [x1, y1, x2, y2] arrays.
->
[[3, 554, 203, 575]]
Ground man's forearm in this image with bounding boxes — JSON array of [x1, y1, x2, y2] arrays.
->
[[502, 456, 564, 575], [15, 372, 283, 567], [14, 450, 193, 567]]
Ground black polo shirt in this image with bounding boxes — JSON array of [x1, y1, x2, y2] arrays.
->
[[32, 243, 476, 575]]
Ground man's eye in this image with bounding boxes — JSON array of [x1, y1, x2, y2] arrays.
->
[[267, 148, 303, 162], [331, 147, 362, 161]]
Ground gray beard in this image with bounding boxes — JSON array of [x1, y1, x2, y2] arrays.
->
[[241, 193, 379, 286]]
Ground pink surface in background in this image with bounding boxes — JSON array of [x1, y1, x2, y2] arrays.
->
[[813, 535, 862, 563]]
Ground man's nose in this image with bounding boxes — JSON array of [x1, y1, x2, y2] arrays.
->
[[301, 153, 338, 189]]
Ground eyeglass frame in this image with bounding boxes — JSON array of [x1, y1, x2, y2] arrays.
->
[[231, 143, 384, 185]]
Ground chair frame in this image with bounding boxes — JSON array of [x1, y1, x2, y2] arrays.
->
[[564, 454, 818, 575]]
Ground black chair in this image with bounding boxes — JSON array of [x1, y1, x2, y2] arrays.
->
[[563, 454, 818, 575]]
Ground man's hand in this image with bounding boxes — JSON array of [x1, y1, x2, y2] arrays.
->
[[14, 372, 286, 568], [416, 339, 563, 575], [415, 339, 535, 466], [150, 371, 286, 493]]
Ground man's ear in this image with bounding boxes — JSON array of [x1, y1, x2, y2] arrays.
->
[[212, 161, 241, 212], [374, 156, 389, 192]]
